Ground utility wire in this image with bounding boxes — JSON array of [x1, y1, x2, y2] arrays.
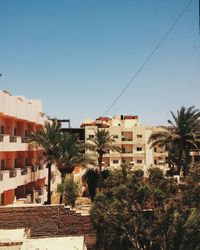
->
[[103, 0, 194, 116], [199, 0, 200, 34]]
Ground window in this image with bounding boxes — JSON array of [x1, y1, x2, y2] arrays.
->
[[0, 125, 5, 134], [113, 160, 119, 164], [137, 134, 142, 138], [88, 134, 94, 139], [113, 135, 118, 139], [0, 160, 5, 170], [14, 127, 17, 136], [137, 160, 142, 164], [137, 147, 143, 151], [25, 158, 28, 166], [25, 130, 29, 137], [154, 160, 157, 165], [14, 158, 18, 168]]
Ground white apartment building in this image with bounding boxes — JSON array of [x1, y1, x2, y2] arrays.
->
[[0, 90, 49, 205], [81, 115, 168, 174]]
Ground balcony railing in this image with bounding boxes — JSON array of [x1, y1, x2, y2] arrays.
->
[[38, 189, 44, 195], [31, 166, 38, 172], [9, 170, 17, 178], [10, 136, 17, 143], [21, 168, 28, 175], [38, 165, 44, 170], [122, 138, 132, 141], [0, 172, 3, 181], [122, 149, 133, 154], [21, 137, 28, 143], [134, 150, 145, 154], [0, 135, 4, 142]]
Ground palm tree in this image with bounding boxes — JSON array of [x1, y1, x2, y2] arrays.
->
[[148, 106, 200, 175], [87, 129, 121, 191], [29, 120, 61, 204], [83, 168, 99, 201], [57, 132, 93, 204], [83, 168, 111, 200]]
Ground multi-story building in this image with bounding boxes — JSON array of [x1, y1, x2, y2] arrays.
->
[[0, 90, 49, 205], [81, 115, 168, 174]]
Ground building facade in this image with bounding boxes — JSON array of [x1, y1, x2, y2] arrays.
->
[[81, 115, 168, 174], [0, 90, 48, 205]]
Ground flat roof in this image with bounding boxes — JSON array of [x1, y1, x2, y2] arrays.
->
[[0, 229, 27, 243], [21, 236, 86, 250]]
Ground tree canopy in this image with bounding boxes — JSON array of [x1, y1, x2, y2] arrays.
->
[[29, 120, 61, 204], [90, 167, 200, 250]]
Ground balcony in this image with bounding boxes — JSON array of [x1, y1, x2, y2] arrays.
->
[[122, 151, 133, 157], [0, 135, 28, 151], [38, 189, 44, 196], [122, 137, 132, 142], [9, 170, 17, 178], [21, 137, 28, 143], [38, 165, 44, 170], [0, 135, 4, 142], [109, 151, 121, 156], [121, 138, 133, 144], [21, 168, 28, 175], [10, 136, 17, 143], [134, 150, 145, 155], [0, 167, 46, 194], [31, 166, 38, 172]]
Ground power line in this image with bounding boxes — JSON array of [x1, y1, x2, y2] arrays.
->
[[103, 0, 194, 116], [199, 0, 200, 34]]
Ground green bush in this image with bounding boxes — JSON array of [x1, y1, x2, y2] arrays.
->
[[57, 176, 80, 207]]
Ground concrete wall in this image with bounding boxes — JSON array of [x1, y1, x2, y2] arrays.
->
[[0, 90, 48, 125]]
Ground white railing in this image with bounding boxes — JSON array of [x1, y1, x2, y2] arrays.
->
[[0, 166, 47, 194], [0, 135, 28, 151]]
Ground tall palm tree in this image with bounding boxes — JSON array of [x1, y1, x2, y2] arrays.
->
[[83, 169, 99, 201], [57, 132, 93, 204], [87, 129, 121, 191], [148, 106, 200, 175], [29, 120, 61, 204]]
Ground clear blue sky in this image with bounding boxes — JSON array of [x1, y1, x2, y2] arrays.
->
[[0, 0, 199, 127]]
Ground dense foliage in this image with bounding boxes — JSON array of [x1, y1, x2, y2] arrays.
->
[[90, 167, 200, 250], [57, 176, 80, 207], [83, 168, 111, 200]]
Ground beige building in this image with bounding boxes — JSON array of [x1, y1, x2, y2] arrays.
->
[[81, 115, 168, 174]]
